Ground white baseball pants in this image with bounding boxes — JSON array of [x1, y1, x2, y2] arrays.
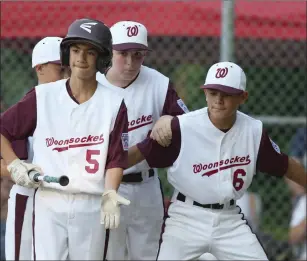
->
[[107, 175, 164, 260], [158, 199, 268, 260], [5, 185, 34, 261], [33, 187, 108, 260]]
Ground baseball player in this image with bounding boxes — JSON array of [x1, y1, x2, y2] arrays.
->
[[128, 61, 307, 260], [96, 21, 188, 260], [287, 129, 306, 260], [0, 36, 65, 261], [1, 18, 130, 260]]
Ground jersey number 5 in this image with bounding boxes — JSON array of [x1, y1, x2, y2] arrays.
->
[[233, 169, 246, 191], [85, 149, 100, 174]]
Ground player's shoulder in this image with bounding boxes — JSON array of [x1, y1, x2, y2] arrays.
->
[[97, 82, 124, 104], [35, 79, 67, 92], [178, 107, 208, 121], [140, 65, 169, 82], [237, 110, 263, 127]]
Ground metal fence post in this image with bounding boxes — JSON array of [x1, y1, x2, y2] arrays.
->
[[220, 0, 235, 62]]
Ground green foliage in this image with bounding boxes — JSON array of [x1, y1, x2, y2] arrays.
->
[[1, 48, 35, 107]]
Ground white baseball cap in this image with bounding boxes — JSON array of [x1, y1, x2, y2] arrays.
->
[[32, 37, 63, 68], [110, 21, 150, 51], [201, 62, 247, 95]]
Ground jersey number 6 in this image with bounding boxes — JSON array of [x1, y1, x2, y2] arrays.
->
[[233, 169, 246, 191], [85, 149, 100, 174]]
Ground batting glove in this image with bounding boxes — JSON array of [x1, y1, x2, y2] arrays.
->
[[7, 159, 42, 188], [150, 115, 174, 147], [101, 190, 130, 229]]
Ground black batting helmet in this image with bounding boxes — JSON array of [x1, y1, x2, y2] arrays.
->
[[60, 18, 112, 73]]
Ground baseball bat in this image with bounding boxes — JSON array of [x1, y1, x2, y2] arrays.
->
[[28, 170, 69, 187]]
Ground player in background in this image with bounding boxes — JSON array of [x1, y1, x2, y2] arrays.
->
[[287, 127, 306, 260], [1, 18, 130, 260], [0, 36, 67, 261], [96, 20, 188, 260], [128, 62, 306, 260]]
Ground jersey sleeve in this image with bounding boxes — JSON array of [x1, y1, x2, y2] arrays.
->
[[0, 139, 28, 160], [11, 140, 28, 160], [256, 128, 289, 177], [1, 88, 37, 142], [161, 82, 189, 116], [105, 100, 129, 170], [137, 117, 181, 168]]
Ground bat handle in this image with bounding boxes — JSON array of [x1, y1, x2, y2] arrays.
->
[[28, 170, 41, 183]]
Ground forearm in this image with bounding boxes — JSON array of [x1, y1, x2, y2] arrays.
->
[[104, 168, 123, 191], [285, 157, 307, 189], [1, 134, 18, 165], [289, 219, 307, 244], [249, 194, 258, 225], [0, 159, 11, 177], [128, 145, 145, 168]]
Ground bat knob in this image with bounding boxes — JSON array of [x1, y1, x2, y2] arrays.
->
[[59, 176, 69, 186]]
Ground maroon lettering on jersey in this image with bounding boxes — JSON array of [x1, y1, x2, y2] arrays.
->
[[128, 114, 153, 132], [192, 155, 251, 177], [46, 134, 105, 152]]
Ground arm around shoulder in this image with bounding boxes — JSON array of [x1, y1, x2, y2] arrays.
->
[[128, 117, 181, 169]]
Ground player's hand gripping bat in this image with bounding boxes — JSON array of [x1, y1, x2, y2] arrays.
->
[[28, 170, 69, 187]]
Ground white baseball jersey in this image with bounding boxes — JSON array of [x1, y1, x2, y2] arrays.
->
[[290, 195, 306, 260], [32, 79, 124, 194], [97, 65, 169, 174], [168, 108, 263, 204]]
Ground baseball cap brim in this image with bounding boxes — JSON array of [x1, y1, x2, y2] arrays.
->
[[201, 84, 244, 95], [49, 60, 61, 65], [112, 43, 151, 51]]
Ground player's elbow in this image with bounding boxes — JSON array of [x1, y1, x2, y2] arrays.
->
[[288, 221, 307, 245], [289, 230, 304, 245], [128, 145, 145, 168]]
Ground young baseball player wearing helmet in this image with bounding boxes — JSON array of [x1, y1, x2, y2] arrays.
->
[[1, 18, 130, 260], [128, 61, 307, 260], [96, 21, 189, 260], [0, 36, 68, 261]]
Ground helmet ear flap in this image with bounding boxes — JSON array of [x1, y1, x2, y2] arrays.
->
[[60, 45, 70, 67], [96, 50, 113, 73]]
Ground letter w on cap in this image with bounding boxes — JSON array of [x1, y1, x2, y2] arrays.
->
[[80, 22, 97, 33]]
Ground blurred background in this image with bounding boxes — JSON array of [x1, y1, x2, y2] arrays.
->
[[1, 0, 306, 260]]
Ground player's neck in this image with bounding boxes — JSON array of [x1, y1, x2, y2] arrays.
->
[[69, 76, 97, 104], [106, 67, 134, 88], [208, 112, 236, 131]]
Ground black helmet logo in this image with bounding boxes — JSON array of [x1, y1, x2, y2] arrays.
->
[[80, 22, 98, 33]]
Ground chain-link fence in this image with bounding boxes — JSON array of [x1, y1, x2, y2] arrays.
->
[[1, 1, 306, 260]]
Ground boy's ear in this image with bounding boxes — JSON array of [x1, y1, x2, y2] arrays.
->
[[35, 64, 44, 75], [240, 91, 249, 104]]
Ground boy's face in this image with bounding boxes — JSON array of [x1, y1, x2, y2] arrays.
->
[[69, 43, 98, 80], [204, 89, 248, 120]]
